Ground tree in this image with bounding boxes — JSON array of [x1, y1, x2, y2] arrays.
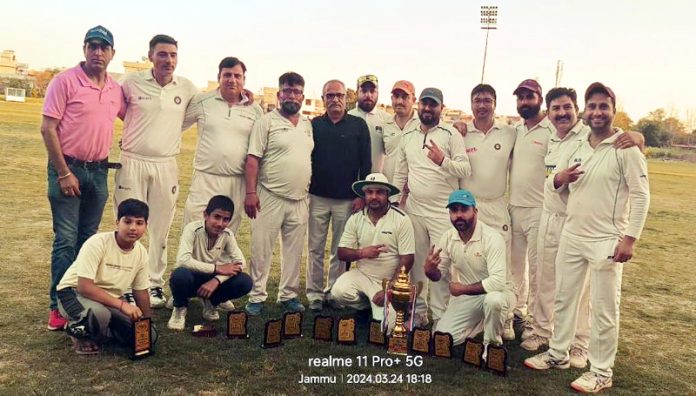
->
[[613, 111, 633, 131], [32, 68, 61, 98], [2, 78, 33, 96], [346, 88, 357, 111], [634, 108, 687, 147]]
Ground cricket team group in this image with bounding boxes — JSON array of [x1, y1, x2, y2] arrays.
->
[[40, 25, 650, 393]]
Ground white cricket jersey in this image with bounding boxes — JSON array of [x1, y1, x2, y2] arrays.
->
[[120, 70, 199, 158], [549, 129, 650, 241], [349, 106, 390, 173], [382, 112, 420, 183], [247, 109, 314, 200], [183, 90, 264, 175], [509, 117, 554, 207], [392, 122, 471, 216], [461, 121, 516, 200], [338, 205, 415, 281]]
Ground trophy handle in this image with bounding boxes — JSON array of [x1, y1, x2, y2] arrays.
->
[[382, 278, 390, 294]]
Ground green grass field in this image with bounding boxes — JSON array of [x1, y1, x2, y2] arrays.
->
[[1, 98, 695, 395]]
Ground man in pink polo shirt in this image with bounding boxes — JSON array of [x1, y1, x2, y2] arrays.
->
[[40, 25, 123, 331]]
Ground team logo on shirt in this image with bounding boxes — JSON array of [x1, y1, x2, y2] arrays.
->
[[174, 96, 182, 105], [494, 143, 501, 150], [502, 225, 509, 232], [172, 186, 177, 194]]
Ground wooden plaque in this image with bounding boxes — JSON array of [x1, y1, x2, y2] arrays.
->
[[462, 338, 484, 368], [192, 323, 218, 337], [367, 319, 386, 346], [262, 319, 283, 348], [387, 336, 408, 355], [130, 317, 152, 360], [433, 331, 453, 358], [337, 317, 356, 345], [486, 344, 508, 376], [313, 315, 333, 342], [282, 311, 303, 339], [226, 311, 249, 339], [409, 327, 431, 355]]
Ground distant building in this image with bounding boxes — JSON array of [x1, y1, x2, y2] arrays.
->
[[205, 81, 218, 92], [256, 87, 278, 113], [0, 50, 28, 75], [123, 58, 152, 74], [301, 98, 324, 119]]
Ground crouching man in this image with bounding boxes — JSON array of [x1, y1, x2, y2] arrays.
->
[[56, 199, 155, 355], [334, 173, 415, 332], [168, 195, 253, 330], [427, 189, 515, 348]]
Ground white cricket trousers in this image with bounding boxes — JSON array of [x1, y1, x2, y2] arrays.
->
[[509, 205, 542, 318], [306, 194, 353, 302], [183, 171, 245, 233], [549, 236, 623, 378], [533, 209, 590, 348], [332, 269, 397, 332], [248, 186, 308, 303], [435, 289, 515, 345], [409, 213, 451, 321], [114, 152, 178, 288]]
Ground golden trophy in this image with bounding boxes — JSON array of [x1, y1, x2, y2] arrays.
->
[[383, 265, 422, 355]]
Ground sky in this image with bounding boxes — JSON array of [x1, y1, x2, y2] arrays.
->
[[2, 0, 695, 123]]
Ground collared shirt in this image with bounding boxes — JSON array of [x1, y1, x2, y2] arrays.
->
[[57, 232, 149, 298], [348, 106, 390, 172], [510, 117, 555, 207], [549, 129, 650, 241], [247, 109, 314, 200], [338, 205, 415, 281], [174, 220, 246, 283], [120, 69, 199, 158], [183, 89, 263, 176], [392, 122, 472, 216], [542, 121, 590, 215], [460, 121, 516, 200], [42, 63, 122, 161], [382, 112, 420, 183], [309, 113, 372, 199], [436, 221, 510, 293]]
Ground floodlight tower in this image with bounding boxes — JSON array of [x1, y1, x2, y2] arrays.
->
[[480, 5, 498, 84]]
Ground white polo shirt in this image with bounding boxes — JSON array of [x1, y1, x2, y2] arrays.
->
[[392, 122, 471, 216], [542, 121, 590, 215], [382, 112, 420, 183], [338, 205, 415, 281], [183, 90, 264, 176], [436, 221, 510, 293], [247, 109, 314, 200], [549, 129, 650, 241], [461, 121, 516, 200], [509, 117, 555, 207], [349, 106, 390, 173], [174, 220, 247, 283], [120, 70, 199, 158]]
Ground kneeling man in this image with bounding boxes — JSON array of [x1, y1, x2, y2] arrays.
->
[[334, 173, 415, 332], [168, 195, 253, 330], [427, 189, 514, 347]]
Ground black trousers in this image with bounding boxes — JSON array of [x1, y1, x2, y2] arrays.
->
[[169, 267, 253, 307]]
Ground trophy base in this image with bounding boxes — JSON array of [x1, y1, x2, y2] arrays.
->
[[387, 336, 408, 355]]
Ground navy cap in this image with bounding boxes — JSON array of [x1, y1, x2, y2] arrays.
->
[[84, 25, 114, 47], [419, 87, 444, 105]]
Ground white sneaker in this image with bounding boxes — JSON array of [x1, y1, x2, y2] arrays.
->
[[414, 312, 429, 328], [524, 351, 570, 370], [502, 318, 515, 341], [570, 371, 612, 393], [520, 334, 549, 351], [168, 306, 187, 330], [569, 345, 589, 368], [149, 287, 167, 309], [165, 297, 174, 310], [217, 300, 236, 312], [202, 299, 220, 321], [521, 327, 535, 341]]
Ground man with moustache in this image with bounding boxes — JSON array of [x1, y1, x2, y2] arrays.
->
[[115, 34, 199, 308], [333, 173, 415, 331], [426, 189, 514, 347], [349, 75, 391, 172], [306, 79, 372, 311], [525, 83, 650, 393], [392, 88, 471, 326], [382, 80, 420, 184], [244, 72, 313, 315]]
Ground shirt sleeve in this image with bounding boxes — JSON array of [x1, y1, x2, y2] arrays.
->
[[396, 214, 415, 255], [480, 231, 507, 293], [338, 214, 359, 249], [247, 114, 270, 158], [215, 233, 247, 283], [440, 128, 472, 177], [74, 234, 107, 281], [622, 147, 651, 239], [131, 246, 150, 291], [391, 136, 409, 203], [182, 93, 203, 131], [175, 223, 216, 274], [42, 73, 68, 120]]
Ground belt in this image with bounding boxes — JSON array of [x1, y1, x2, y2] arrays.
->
[[64, 155, 122, 170]]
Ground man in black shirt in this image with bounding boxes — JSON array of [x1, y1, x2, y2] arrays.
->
[[306, 79, 372, 311]]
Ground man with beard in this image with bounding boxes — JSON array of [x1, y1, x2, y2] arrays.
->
[[382, 80, 420, 184], [306, 80, 372, 312], [115, 34, 199, 308], [349, 75, 391, 172], [525, 83, 650, 393], [426, 189, 514, 347], [243, 72, 313, 315], [392, 88, 471, 326], [333, 173, 415, 331]]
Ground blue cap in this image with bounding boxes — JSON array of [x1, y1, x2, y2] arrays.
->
[[84, 25, 114, 47], [446, 189, 476, 208]]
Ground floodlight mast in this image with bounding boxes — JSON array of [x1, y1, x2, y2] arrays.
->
[[480, 5, 498, 84]]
